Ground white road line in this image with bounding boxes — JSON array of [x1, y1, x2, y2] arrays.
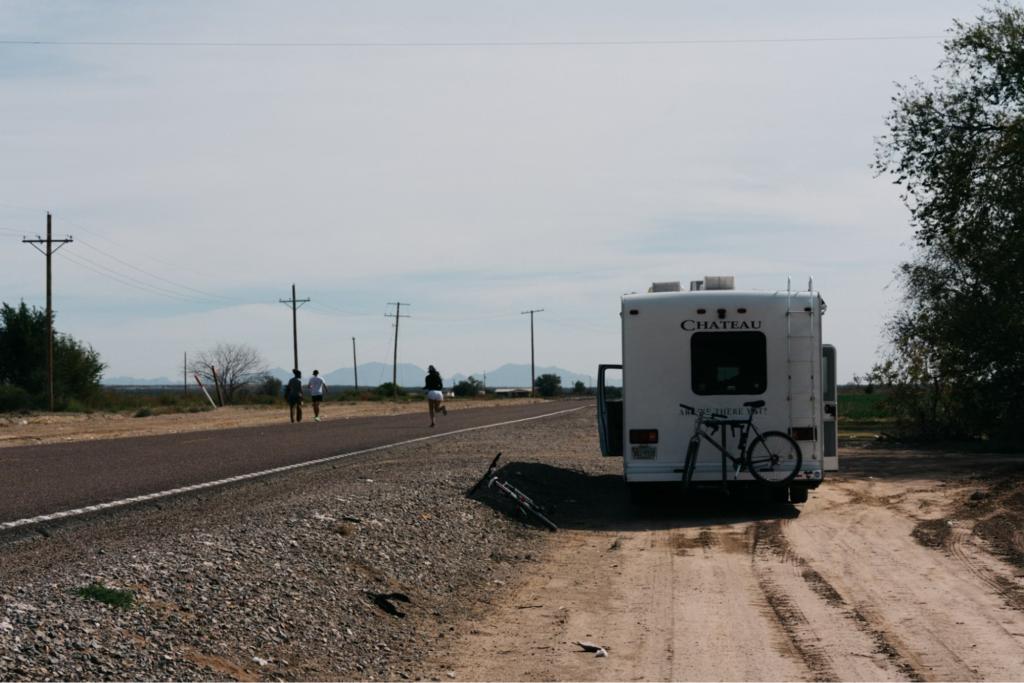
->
[[0, 404, 588, 531]]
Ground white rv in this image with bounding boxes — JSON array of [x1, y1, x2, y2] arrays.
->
[[597, 277, 838, 503]]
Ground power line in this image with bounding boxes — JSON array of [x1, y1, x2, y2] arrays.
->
[[0, 35, 946, 48], [57, 252, 223, 304], [0, 202, 47, 213], [59, 249, 224, 304], [55, 215, 233, 281], [74, 238, 258, 304]]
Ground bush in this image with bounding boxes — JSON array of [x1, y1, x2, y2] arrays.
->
[[375, 383, 407, 398], [454, 376, 483, 397], [257, 374, 283, 397], [0, 384, 34, 412], [134, 407, 152, 418]]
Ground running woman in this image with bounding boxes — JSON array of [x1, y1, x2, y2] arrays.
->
[[308, 369, 328, 421], [285, 369, 304, 423], [423, 365, 447, 428]]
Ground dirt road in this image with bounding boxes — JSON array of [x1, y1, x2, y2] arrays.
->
[[451, 446, 1024, 682]]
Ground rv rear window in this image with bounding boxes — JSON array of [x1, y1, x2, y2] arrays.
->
[[691, 331, 767, 395]]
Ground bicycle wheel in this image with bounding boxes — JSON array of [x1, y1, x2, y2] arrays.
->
[[745, 431, 802, 487], [522, 502, 558, 532], [468, 453, 502, 496]]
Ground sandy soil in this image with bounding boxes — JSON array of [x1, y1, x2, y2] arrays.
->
[[448, 444, 1024, 682], [0, 398, 547, 450]]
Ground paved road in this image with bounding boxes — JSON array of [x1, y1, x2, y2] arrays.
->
[[0, 400, 591, 524]]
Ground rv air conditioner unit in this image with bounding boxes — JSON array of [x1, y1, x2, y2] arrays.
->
[[650, 281, 682, 293], [703, 276, 735, 290]]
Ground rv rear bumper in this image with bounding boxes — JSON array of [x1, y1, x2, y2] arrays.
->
[[625, 470, 824, 486]]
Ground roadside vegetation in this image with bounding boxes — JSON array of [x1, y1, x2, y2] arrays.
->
[[872, 3, 1024, 449], [0, 301, 105, 413]]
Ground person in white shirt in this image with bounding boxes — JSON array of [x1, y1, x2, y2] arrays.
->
[[307, 370, 328, 422]]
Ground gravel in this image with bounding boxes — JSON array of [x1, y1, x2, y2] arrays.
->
[[0, 404, 611, 682]]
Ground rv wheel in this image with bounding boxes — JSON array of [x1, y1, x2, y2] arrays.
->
[[790, 487, 809, 504]]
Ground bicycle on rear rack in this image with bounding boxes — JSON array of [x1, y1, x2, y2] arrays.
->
[[468, 453, 558, 532], [678, 400, 802, 493]]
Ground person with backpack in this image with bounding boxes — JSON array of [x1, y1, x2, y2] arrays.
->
[[423, 365, 447, 428], [285, 369, 304, 423]]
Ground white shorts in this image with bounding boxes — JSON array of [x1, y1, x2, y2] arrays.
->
[[427, 390, 443, 401]]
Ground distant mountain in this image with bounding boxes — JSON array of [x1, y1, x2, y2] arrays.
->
[[102, 376, 173, 386]]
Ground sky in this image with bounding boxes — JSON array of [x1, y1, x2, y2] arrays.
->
[[0, 0, 988, 384]]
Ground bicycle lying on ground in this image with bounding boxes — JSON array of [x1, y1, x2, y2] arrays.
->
[[678, 400, 802, 492], [468, 453, 558, 532]]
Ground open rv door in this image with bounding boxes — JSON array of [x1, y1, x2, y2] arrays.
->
[[823, 345, 838, 471], [597, 364, 623, 458]]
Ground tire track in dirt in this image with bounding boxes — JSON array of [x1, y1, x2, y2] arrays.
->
[[754, 520, 924, 682], [917, 519, 1024, 612], [752, 520, 840, 682]]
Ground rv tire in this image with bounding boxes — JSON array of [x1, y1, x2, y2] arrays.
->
[[789, 487, 809, 504]]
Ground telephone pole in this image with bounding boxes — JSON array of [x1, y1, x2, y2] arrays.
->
[[279, 284, 310, 371], [352, 337, 359, 391], [385, 303, 410, 398], [521, 309, 544, 398], [23, 213, 73, 412], [184, 352, 188, 395]]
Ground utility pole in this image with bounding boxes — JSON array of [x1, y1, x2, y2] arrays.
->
[[352, 337, 359, 391], [521, 309, 544, 398], [385, 303, 410, 397], [279, 284, 309, 371], [23, 213, 72, 412], [184, 352, 188, 395]]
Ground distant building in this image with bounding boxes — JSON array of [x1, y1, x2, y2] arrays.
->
[[494, 388, 532, 398]]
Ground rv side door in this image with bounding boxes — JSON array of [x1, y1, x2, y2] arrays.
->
[[597, 364, 623, 458], [822, 345, 838, 471]]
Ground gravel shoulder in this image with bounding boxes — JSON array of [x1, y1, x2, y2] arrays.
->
[[0, 398, 547, 450], [0, 403, 591, 682]]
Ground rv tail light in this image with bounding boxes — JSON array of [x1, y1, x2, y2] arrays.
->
[[791, 427, 816, 441], [629, 429, 659, 444]]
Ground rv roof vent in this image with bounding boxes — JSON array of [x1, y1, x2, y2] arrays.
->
[[689, 280, 704, 292], [704, 276, 735, 290], [650, 281, 681, 293]]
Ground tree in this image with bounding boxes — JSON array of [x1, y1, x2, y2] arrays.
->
[[454, 376, 483, 397], [187, 343, 268, 404], [874, 2, 1024, 444], [572, 380, 587, 394], [256, 374, 283, 397], [375, 382, 406, 397], [0, 301, 105, 410], [535, 373, 562, 397]]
